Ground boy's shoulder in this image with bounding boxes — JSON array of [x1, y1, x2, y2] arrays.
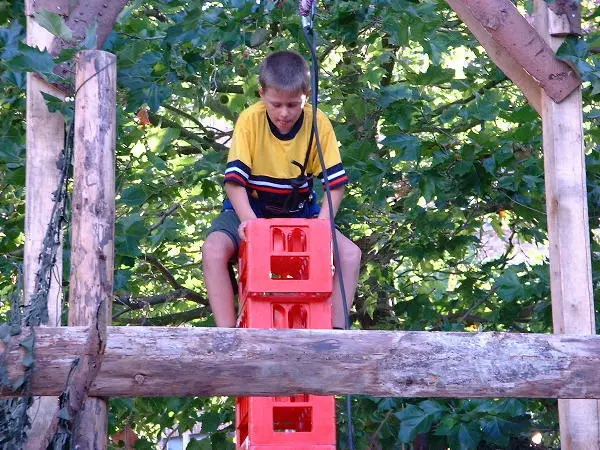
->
[[237, 101, 331, 130], [238, 100, 266, 121]]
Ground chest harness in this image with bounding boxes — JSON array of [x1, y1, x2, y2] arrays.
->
[[262, 120, 315, 217]]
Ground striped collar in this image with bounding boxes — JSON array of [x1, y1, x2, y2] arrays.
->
[[266, 111, 304, 141]]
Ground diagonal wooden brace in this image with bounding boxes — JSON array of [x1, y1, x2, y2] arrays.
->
[[446, 0, 581, 108]]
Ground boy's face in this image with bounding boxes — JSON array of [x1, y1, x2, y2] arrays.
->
[[259, 86, 308, 134]]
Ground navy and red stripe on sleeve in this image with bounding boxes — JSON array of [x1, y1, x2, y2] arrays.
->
[[224, 160, 250, 187], [318, 162, 349, 189]]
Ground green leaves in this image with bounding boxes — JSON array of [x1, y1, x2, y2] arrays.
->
[[392, 399, 533, 449], [41, 92, 74, 122], [249, 28, 269, 48], [395, 401, 447, 442], [186, 439, 211, 449], [381, 134, 421, 161], [5, 42, 55, 74], [119, 185, 148, 207], [451, 423, 482, 450], [0, 20, 24, 59], [407, 64, 455, 86], [495, 269, 525, 302], [2, 0, 596, 446], [463, 95, 499, 121], [115, 213, 147, 258], [119, 51, 173, 111], [33, 10, 73, 41], [557, 36, 600, 96], [377, 84, 418, 108]]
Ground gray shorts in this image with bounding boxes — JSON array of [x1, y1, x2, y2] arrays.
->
[[206, 210, 242, 253]]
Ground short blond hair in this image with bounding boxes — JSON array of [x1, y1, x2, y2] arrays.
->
[[259, 51, 310, 93]]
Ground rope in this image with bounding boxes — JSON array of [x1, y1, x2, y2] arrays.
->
[[302, 16, 356, 450]]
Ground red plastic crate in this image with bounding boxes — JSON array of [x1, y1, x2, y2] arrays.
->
[[238, 295, 332, 329], [235, 219, 336, 450], [236, 396, 336, 450], [237, 219, 333, 300]]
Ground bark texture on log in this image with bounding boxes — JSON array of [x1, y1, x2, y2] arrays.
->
[[28, 0, 71, 15], [23, 2, 65, 447], [50, 0, 129, 80], [61, 49, 116, 450], [3, 328, 600, 399], [447, 0, 581, 103]]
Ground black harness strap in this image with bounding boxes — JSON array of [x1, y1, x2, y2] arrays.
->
[[282, 123, 315, 214], [264, 123, 315, 217]]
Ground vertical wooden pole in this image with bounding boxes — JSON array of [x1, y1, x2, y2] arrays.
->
[[533, 2, 600, 448], [23, 1, 64, 448], [24, 0, 65, 328], [68, 49, 116, 448]]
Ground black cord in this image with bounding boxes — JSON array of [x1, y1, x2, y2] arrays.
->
[[302, 23, 356, 450]]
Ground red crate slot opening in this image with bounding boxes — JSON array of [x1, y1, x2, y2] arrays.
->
[[273, 406, 313, 433]]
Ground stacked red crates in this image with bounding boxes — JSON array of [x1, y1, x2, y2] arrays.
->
[[235, 218, 336, 450]]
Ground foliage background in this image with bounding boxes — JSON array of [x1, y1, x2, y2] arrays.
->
[[1, 0, 600, 448]]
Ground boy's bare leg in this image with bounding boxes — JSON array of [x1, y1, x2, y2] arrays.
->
[[331, 230, 361, 328], [202, 231, 237, 327]]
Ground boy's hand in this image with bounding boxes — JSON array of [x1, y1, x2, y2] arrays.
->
[[318, 186, 345, 220], [238, 220, 250, 241]]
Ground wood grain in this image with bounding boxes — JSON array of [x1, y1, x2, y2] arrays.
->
[[447, 0, 581, 104], [3, 327, 600, 399], [534, 1, 599, 448], [64, 49, 116, 450]]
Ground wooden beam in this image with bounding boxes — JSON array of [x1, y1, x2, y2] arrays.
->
[[3, 328, 600, 399], [50, 0, 129, 80], [446, 0, 581, 105], [547, 0, 582, 37], [64, 49, 116, 449], [28, 0, 71, 15], [533, 2, 599, 448], [23, 1, 65, 447], [24, 0, 65, 344], [446, 0, 542, 113]]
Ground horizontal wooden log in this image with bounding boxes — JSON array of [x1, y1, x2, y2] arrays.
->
[[2, 327, 600, 399]]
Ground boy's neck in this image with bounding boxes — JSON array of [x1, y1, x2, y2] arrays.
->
[[266, 109, 305, 141]]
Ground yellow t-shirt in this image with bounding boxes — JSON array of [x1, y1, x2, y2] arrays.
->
[[224, 101, 348, 212]]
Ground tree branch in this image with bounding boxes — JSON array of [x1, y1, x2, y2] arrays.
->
[[147, 112, 228, 153], [204, 97, 238, 123], [148, 203, 180, 233], [119, 307, 207, 326], [142, 253, 181, 289], [431, 77, 508, 117], [162, 104, 211, 135], [113, 289, 208, 319]]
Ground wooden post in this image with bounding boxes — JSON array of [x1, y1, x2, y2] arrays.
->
[[23, 1, 65, 447], [67, 49, 116, 448], [533, 1, 600, 448]]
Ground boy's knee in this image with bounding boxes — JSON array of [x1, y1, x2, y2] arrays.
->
[[341, 239, 361, 267], [202, 232, 234, 265]]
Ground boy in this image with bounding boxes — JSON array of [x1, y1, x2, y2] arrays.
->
[[202, 50, 361, 329]]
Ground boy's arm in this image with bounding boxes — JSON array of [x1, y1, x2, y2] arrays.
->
[[225, 182, 257, 222], [225, 182, 257, 239], [318, 186, 345, 220]]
